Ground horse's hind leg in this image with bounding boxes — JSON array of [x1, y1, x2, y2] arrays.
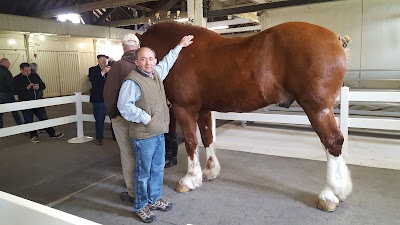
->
[[300, 100, 352, 212], [173, 106, 202, 193], [198, 111, 221, 181]]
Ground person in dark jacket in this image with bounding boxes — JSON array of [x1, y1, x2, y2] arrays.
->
[[12, 63, 64, 143], [0, 58, 23, 128], [88, 54, 110, 145]]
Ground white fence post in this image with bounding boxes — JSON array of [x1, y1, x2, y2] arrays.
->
[[211, 111, 216, 143], [339, 87, 349, 157], [68, 92, 93, 144]]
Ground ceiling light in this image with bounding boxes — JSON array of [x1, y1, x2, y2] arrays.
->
[[208, 25, 229, 30], [57, 13, 82, 24], [38, 34, 46, 41], [8, 39, 16, 46], [175, 18, 189, 23]]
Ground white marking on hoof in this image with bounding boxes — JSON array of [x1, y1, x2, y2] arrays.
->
[[178, 148, 202, 191], [326, 150, 353, 201], [202, 143, 220, 181]]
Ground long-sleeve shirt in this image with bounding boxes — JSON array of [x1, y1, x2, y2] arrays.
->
[[117, 45, 182, 124]]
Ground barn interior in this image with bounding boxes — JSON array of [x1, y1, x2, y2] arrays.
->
[[0, 1, 399, 225]]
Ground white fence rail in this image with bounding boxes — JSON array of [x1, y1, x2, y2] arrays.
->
[[212, 87, 400, 157], [0, 92, 110, 143]]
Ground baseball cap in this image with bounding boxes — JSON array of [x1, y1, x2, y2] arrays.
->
[[122, 33, 140, 46], [97, 54, 109, 59]]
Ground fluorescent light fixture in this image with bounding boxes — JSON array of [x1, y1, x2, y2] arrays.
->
[[208, 25, 229, 30], [38, 34, 46, 41], [175, 18, 189, 23], [57, 13, 81, 24], [8, 39, 16, 45]]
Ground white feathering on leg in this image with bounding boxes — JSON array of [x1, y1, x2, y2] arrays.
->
[[203, 143, 221, 181], [179, 148, 202, 190], [326, 151, 353, 200]]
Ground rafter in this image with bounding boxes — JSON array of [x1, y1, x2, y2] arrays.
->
[[101, 11, 188, 27], [94, 8, 117, 24], [33, 0, 154, 18], [206, 0, 338, 17], [128, 4, 152, 13], [145, 0, 180, 17]]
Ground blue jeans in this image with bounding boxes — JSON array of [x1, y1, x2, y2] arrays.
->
[[92, 103, 107, 140], [22, 107, 55, 138], [132, 134, 165, 211], [0, 92, 24, 128]]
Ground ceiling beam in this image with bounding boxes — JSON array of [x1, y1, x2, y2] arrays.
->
[[128, 4, 152, 13], [102, 11, 188, 27], [94, 8, 117, 24], [214, 25, 261, 34], [33, 0, 153, 18], [205, 0, 338, 18], [145, 0, 180, 16]]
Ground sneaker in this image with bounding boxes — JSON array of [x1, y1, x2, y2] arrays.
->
[[149, 199, 173, 211], [31, 136, 39, 143], [135, 206, 156, 223], [120, 191, 135, 203], [50, 132, 64, 139]]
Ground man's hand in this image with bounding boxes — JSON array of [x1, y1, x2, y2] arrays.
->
[[27, 83, 34, 90], [102, 66, 111, 74], [32, 84, 39, 90], [178, 35, 194, 48]]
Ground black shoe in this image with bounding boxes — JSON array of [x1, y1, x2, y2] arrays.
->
[[120, 191, 135, 203], [95, 139, 103, 145], [165, 157, 177, 168]]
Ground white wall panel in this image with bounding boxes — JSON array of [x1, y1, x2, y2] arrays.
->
[[361, 0, 400, 71], [261, 0, 362, 71], [35, 51, 60, 97], [57, 52, 81, 96], [260, 0, 400, 89], [79, 52, 96, 94]]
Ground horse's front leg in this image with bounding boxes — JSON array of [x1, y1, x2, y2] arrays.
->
[[197, 111, 220, 181], [174, 106, 203, 193]]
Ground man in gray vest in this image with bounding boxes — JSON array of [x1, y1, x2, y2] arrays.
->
[[117, 35, 194, 223]]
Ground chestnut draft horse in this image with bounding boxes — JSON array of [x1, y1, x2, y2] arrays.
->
[[136, 21, 352, 212]]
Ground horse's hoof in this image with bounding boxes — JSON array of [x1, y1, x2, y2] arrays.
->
[[317, 199, 337, 212], [175, 183, 191, 193]]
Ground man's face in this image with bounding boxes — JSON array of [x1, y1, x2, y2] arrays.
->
[[21, 67, 31, 77], [1, 60, 11, 69], [97, 57, 107, 68], [135, 48, 157, 74]]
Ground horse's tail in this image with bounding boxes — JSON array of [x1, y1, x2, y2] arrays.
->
[[338, 35, 351, 48], [338, 35, 351, 60]]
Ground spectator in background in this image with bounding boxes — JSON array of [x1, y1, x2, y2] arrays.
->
[[0, 58, 24, 128], [88, 54, 110, 145], [12, 63, 64, 143], [104, 33, 140, 203]]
